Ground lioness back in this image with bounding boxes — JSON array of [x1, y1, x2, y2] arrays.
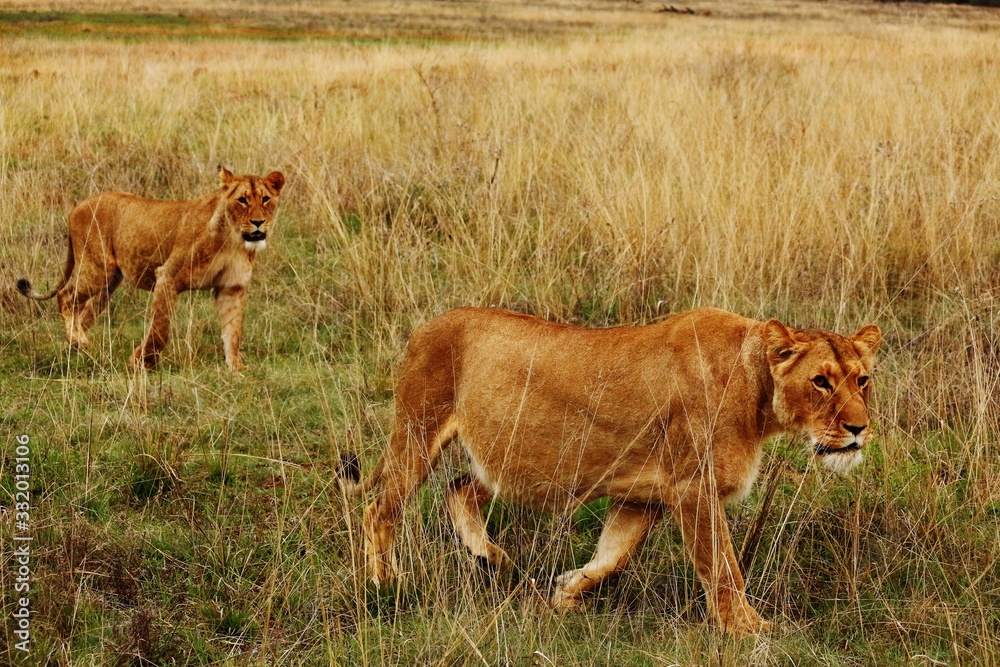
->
[[398, 307, 761, 509]]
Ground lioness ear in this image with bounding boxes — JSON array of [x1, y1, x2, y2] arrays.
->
[[764, 319, 797, 365], [852, 324, 882, 357], [219, 166, 236, 186], [263, 171, 285, 194]]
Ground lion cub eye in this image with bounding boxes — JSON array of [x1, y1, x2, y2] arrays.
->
[[261, 196, 270, 204], [812, 375, 832, 391], [858, 376, 869, 388], [237, 196, 248, 206]]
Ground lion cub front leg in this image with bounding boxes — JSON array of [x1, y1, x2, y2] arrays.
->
[[551, 502, 661, 611], [215, 286, 247, 371], [674, 491, 767, 634], [131, 268, 180, 370]]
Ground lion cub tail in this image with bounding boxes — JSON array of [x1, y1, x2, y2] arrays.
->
[[337, 452, 382, 497], [17, 235, 75, 301]]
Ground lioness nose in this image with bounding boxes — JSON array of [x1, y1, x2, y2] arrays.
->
[[843, 424, 866, 436], [251, 220, 264, 229]]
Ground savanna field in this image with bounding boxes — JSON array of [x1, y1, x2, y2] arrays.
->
[[1, 0, 999, 664]]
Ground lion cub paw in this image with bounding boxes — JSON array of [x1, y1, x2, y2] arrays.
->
[[68, 333, 89, 349], [366, 555, 399, 588], [129, 347, 157, 370]]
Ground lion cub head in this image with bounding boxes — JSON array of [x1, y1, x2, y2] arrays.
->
[[765, 320, 881, 473], [219, 166, 285, 251]]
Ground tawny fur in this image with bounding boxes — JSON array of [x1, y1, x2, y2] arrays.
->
[[17, 167, 285, 370], [345, 307, 881, 634]]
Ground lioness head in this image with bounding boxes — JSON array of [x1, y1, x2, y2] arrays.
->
[[219, 166, 285, 251], [765, 320, 881, 473]]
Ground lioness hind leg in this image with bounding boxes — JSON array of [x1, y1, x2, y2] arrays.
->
[[77, 267, 123, 337], [551, 501, 662, 611], [57, 282, 105, 348], [363, 416, 458, 585], [56, 288, 90, 348], [446, 474, 509, 569]]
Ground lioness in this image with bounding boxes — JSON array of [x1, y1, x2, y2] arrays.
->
[[17, 167, 285, 370], [341, 307, 880, 633]]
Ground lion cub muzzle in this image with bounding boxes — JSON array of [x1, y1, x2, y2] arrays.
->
[[242, 229, 267, 252], [242, 220, 267, 248]]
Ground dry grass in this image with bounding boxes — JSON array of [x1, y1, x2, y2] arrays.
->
[[1, 1, 999, 665]]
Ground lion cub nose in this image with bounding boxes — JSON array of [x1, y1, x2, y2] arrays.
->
[[843, 424, 866, 436], [251, 220, 264, 229]]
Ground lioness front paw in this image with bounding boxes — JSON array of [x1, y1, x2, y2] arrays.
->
[[550, 588, 586, 612], [717, 602, 769, 635], [474, 544, 510, 571], [550, 570, 590, 612]]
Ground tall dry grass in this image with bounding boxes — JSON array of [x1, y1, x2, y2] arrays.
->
[[1, 3, 999, 664]]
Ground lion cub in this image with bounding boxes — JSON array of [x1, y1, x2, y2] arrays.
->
[[17, 167, 284, 370], [341, 307, 881, 633]]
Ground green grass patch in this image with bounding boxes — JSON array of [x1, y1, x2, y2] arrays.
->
[[0, 11, 195, 28]]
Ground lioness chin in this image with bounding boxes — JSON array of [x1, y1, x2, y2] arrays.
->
[[17, 167, 284, 370], [341, 306, 880, 634]]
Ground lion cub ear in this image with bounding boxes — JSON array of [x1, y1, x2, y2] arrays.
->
[[852, 324, 882, 357], [764, 319, 798, 365], [263, 171, 285, 195], [218, 166, 236, 186]]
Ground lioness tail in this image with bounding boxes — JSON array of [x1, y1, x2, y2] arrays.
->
[[17, 235, 75, 301], [337, 452, 382, 497]]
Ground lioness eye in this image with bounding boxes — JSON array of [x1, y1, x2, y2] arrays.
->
[[237, 196, 248, 205], [262, 196, 270, 204], [858, 376, 869, 388], [812, 375, 831, 390]]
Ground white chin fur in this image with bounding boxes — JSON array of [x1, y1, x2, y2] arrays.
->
[[245, 240, 267, 252], [819, 449, 863, 474], [809, 436, 864, 474]]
